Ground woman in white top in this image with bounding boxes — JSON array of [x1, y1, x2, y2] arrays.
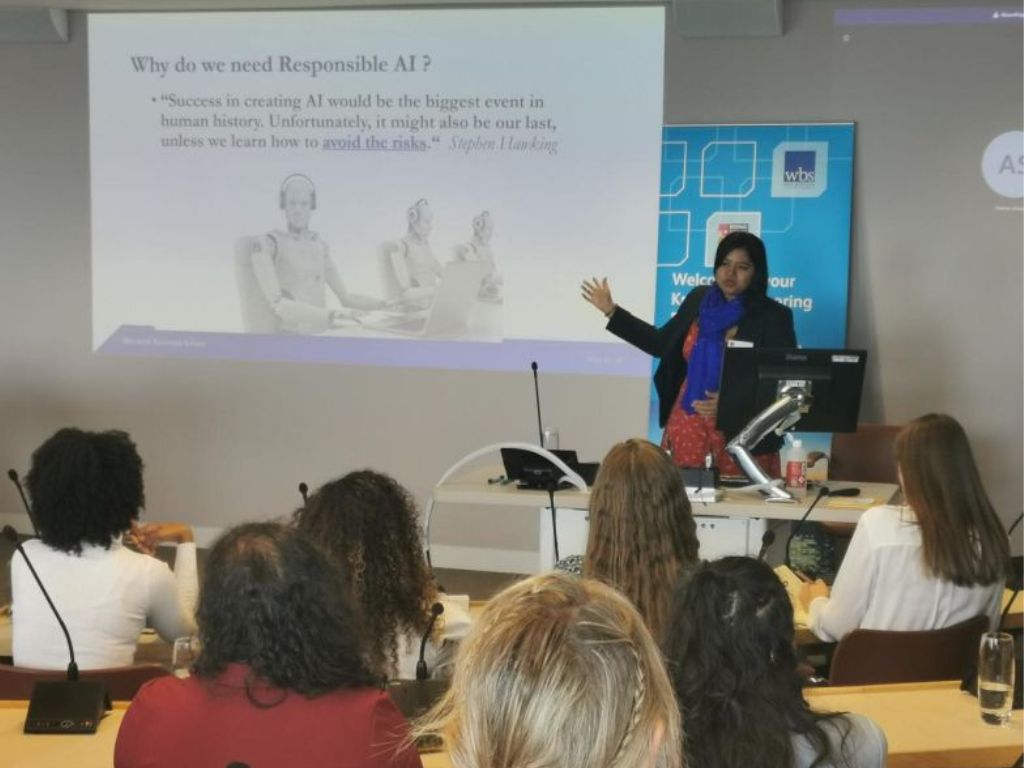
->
[[11, 428, 198, 669], [294, 470, 470, 680], [803, 413, 1010, 642]]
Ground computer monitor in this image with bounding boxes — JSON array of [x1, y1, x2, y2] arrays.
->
[[716, 347, 867, 439]]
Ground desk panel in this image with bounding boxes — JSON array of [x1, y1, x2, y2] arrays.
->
[[1, 683, 1018, 768]]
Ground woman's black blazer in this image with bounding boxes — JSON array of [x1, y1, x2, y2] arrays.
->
[[606, 286, 797, 444]]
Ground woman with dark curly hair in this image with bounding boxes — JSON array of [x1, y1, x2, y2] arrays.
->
[[664, 557, 886, 768], [11, 427, 197, 669], [294, 470, 471, 680], [115, 523, 423, 768]]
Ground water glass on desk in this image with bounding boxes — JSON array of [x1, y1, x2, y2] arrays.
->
[[978, 631, 1014, 725], [172, 636, 200, 679]]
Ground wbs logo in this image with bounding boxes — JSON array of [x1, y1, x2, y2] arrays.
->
[[783, 150, 816, 184], [772, 142, 828, 198]]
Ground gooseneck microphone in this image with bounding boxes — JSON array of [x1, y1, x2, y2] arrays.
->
[[2, 526, 77, 681], [7, 469, 39, 534], [2, 525, 109, 732], [757, 529, 776, 561], [298, 482, 309, 505], [416, 602, 445, 682], [531, 362, 560, 562], [530, 361, 544, 445]]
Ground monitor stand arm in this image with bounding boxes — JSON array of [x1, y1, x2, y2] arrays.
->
[[725, 385, 810, 502]]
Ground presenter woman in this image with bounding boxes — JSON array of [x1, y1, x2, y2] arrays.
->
[[582, 232, 796, 474]]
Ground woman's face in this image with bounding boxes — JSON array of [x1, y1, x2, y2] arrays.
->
[[715, 248, 755, 300]]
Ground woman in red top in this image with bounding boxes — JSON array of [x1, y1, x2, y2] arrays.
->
[[582, 232, 796, 475], [115, 523, 422, 768]]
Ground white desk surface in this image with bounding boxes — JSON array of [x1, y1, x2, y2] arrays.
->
[[1, 682, 1019, 768], [433, 465, 898, 524]]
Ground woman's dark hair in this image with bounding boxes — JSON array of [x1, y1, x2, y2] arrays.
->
[[194, 523, 375, 702], [664, 557, 852, 768], [713, 231, 769, 300], [293, 470, 436, 678], [895, 413, 1010, 586], [26, 427, 144, 554]]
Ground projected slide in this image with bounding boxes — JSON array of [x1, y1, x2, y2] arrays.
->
[[88, 8, 664, 375]]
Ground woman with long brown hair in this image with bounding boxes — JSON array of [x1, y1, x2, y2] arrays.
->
[[558, 438, 700, 640], [294, 470, 470, 679], [803, 413, 1010, 640]]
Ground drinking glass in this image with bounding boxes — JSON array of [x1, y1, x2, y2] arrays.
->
[[172, 636, 200, 679], [978, 631, 1014, 725]]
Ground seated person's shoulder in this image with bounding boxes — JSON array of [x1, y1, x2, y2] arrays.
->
[[793, 713, 887, 768]]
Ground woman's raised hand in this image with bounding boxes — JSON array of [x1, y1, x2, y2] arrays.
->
[[581, 277, 615, 316]]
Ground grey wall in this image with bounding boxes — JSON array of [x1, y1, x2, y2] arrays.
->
[[0, 2, 1020, 564]]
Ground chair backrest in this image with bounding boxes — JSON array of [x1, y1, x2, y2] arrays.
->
[[829, 615, 989, 686], [235, 236, 280, 333], [0, 663, 170, 700], [829, 423, 902, 484]]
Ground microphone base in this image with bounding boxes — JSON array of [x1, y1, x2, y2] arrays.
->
[[24, 680, 110, 734]]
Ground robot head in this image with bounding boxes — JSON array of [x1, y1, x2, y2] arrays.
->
[[280, 174, 317, 231], [472, 210, 493, 241], [407, 198, 433, 238]]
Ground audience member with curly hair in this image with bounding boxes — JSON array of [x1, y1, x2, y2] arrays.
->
[[664, 557, 886, 768], [556, 438, 700, 640], [294, 469, 471, 680], [417, 571, 682, 768], [115, 523, 422, 768], [11, 427, 198, 669]]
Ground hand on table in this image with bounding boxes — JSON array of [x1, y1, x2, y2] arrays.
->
[[127, 522, 194, 555], [581, 277, 615, 316]]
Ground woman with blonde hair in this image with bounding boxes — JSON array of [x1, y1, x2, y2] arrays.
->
[[803, 413, 1011, 640], [418, 571, 682, 768], [558, 438, 700, 639]]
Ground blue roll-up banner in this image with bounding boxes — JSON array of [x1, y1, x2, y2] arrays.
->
[[651, 123, 856, 478]]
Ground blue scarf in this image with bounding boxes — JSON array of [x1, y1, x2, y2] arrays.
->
[[681, 286, 745, 414]]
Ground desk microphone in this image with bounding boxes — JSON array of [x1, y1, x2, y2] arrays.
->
[[530, 361, 544, 445], [757, 529, 776, 561], [825, 486, 861, 497], [2, 526, 109, 732], [298, 482, 308, 505], [7, 469, 39, 535], [416, 603, 445, 681], [531, 362, 560, 562]]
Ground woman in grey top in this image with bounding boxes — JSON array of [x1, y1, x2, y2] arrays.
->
[[663, 557, 887, 768]]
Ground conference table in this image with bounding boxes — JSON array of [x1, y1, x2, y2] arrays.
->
[[431, 464, 900, 569], [431, 465, 898, 525], [1, 681, 1020, 768]]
